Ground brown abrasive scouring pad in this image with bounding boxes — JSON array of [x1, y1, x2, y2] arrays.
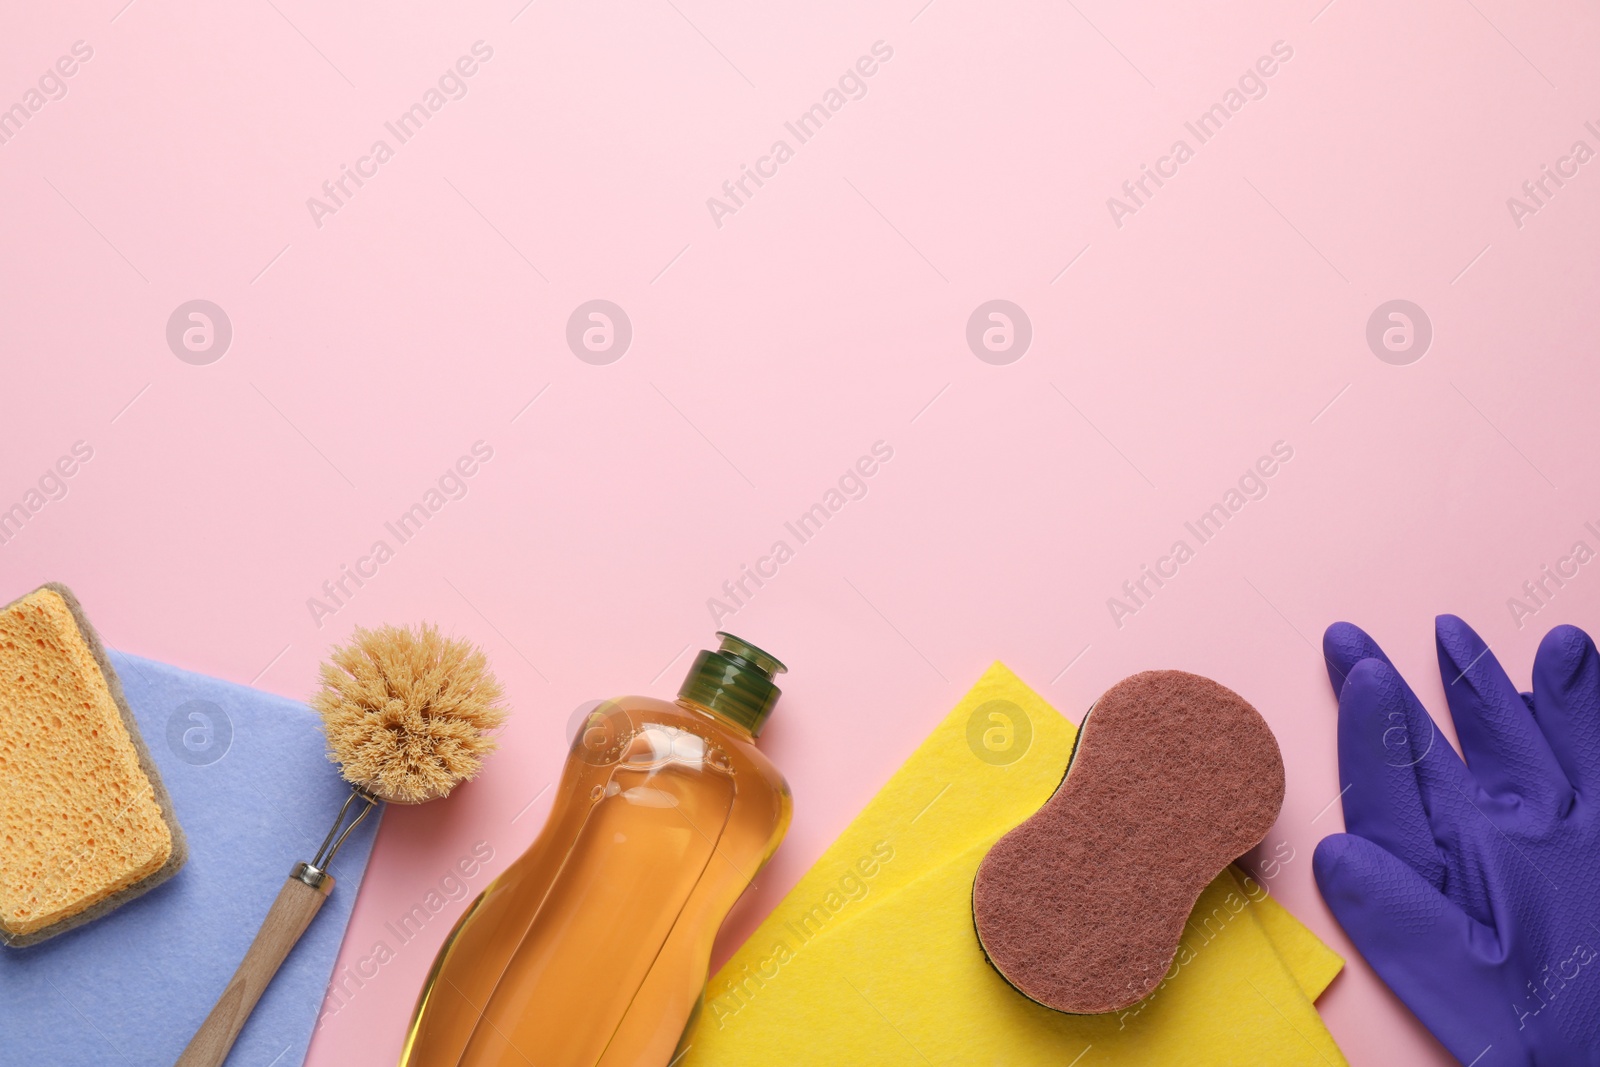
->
[[972, 670, 1285, 1014]]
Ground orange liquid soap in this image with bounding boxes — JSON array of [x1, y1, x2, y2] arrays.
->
[[399, 634, 792, 1067]]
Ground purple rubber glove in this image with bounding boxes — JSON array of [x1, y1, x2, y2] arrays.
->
[[1314, 616, 1600, 1066]]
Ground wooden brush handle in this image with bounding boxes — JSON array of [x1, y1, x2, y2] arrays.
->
[[176, 868, 333, 1067]]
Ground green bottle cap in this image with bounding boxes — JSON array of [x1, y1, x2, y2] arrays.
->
[[677, 632, 787, 737]]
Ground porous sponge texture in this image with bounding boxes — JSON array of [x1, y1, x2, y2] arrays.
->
[[0, 584, 186, 946], [973, 670, 1285, 1014]]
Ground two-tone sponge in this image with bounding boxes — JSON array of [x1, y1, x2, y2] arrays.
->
[[0, 583, 187, 947], [973, 670, 1285, 1014]]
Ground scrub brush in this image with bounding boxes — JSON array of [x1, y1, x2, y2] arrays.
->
[[177, 624, 508, 1067]]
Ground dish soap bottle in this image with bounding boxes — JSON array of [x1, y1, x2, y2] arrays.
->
[[399, 633, 793, 1067]]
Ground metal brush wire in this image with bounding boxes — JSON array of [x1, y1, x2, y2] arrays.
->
[[292, 788, 380, 890]]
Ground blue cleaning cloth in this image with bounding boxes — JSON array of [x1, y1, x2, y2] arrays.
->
[[0, 651, 381, 1067], [1315, 617, 1600, 1066]]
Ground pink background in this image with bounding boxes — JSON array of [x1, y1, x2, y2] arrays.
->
[[5, 0, 1598, 1063]]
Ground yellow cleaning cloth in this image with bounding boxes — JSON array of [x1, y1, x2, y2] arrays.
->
[[683, 663, 1346, 1066], [690, 846, 1345, 1066]]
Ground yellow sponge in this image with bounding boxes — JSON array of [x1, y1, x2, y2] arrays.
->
[[0, 583, 186, 946]]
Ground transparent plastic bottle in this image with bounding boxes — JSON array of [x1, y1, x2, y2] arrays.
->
[[399, 633, 792, 1067]]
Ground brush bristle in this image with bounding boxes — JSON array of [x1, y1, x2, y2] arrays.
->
[[311, 624, 508, 804]]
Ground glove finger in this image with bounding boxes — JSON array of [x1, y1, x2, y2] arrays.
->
[[1323, 620, 1395, 698], [1336, 658, 1449, 888], [1435, 614, 1572, 812], [1314, 833, 1508, 1065], [1530, 623, 1600, 798]]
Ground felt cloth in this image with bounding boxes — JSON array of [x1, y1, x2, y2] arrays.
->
[[0, 651, 379, 1066], [683, 663, 1345, 1065]]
